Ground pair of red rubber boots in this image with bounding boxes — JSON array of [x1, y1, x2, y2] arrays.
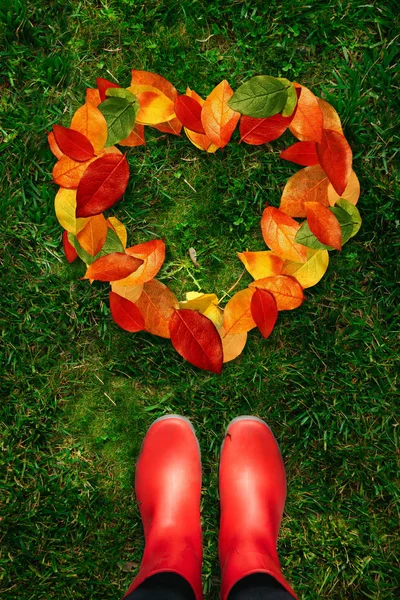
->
[[123, 415, 297, 600]]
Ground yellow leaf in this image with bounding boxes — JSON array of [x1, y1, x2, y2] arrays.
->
[[128, 84, 175, 125], [179, 292, 224, 329], [223, 289, 256, 334], [111, 281, 143, 303], [54, 188, 87, 235], [107, 217, 127, 249], [237, 251, 284, 280], [281, 249, 329, 289], [219, 326, 248, 363]]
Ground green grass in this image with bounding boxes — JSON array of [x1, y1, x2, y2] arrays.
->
[[1, 1, 399, 598]]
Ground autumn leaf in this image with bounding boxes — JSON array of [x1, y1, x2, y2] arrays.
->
[[119, 123, 145, 147], [316, 129, 353, 196], [109, 291, 145, 332], [250, 288, 278, 338], [261, 207, 308, 263], [201, 80, 240, 148], [86, 88, 102, 108], [169, 309, 223, 374], [54, 188, 87, 235], [82, 252, 143, 282], [330, 200, 362, 244], [115, 239, 166, 286], [128, 83, 175, 125], [305, 201, 342, 251], [278, 78, 298, 117], [111, 281, 143, 303], [174, 95, 205, 134], [281, 249, 329, 289], [70, 103, 108, 154], [135, 279, 179, 338], [239, 112, 293, 145], [98, 88, 140, 146], [295, 222, 331, 251], [48, 131, 63, 159], [317, 98, 343, 134], [184, 88, 219, 153], [130, 70, 178, 101], [62, 230, 78, 263], [76, 153, 130, 218], [52, 155, 97, 189], [52, 125, 95, 162], [279, 165, 330, 218], [96, 77, 120, 101], [280, 141, 319, 166], [327, 170, 360, 207], [289, 84, 323, 143], [223, 288, 256, 334], [76, 213, 108, 256], [237, 251, 284, 280], [249, 275, 305, 310], [218, 327, 248, 363], [107, 216, 127, 249], [179, 292, 223, 329], [228, 76, 289, 118], [335, 199, 362, 238]]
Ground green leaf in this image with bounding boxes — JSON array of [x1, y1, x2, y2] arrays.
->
[[98, 97, 139, 146], [68, 228, 124, 266], [278, 78, 297, 117], [336, 199, 362, 239], [329, 206, 354, 245], [228, 76, 289, 118], [295, 222, 333, 250], [106, 87, 137, 104]]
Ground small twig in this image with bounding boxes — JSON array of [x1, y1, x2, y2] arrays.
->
[[103, 48, 121, 53], [184, 178, 197, 193], [106, 69, 119, 82], [195, 33, 215, 43], [219, 269, 246, 304], [189, 247, 200, 268]]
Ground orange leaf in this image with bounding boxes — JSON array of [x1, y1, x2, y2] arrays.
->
[[48, 131, 63, 159], [153, 118, 182, 136], [316, 129, 353, 196], [279, 165, 330, 218], [218, 326, 248, 363], [317, 98, 343, 134], [169, 309, 223, 374], [223, 288, 256, 335], [85, 88, 102, 108], [249, 275, 305, 310], [76, 213, 108, 256], [289, 84, 323, 143], [280, 141, 319, 166], [83, 253, 143, 282], [305, 201, 342, 251], [70, 103, 108, 154], [250, 288, 278, 338], [184, 88, 218, 153], [116, 239, 166, 286], [201, 80, 240, 148], [135, 279, 179, 338], [237, 251, 284, 280], [128, 84, 175, 126], [327, 170, 360, 207], [261, 207, 308, 263], [52, 155, 97, 189], [109, 291, 145, 333], [131, 70, 178, 101], [111, 281, 143, 303], [119, 123, 145, 147]]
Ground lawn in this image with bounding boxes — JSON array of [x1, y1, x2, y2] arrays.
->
[[1, 1, 399, 598]]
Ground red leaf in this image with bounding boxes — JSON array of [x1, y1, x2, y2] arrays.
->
[[96, 77, 120, 102], [83, 253, 143, 281], [109, 291, 145, 332], [76, 154, 130, 218], [52, 125, 95, 162], [240, 113, 293, 145], [174, 95, 205, 134], [316, 129, 353, 196], [62, 231, 78, 263], [169, 309, 223, 374], [250, 288, 278, 339], [305, 201, 342, 251], [280, 141, 319, 166]]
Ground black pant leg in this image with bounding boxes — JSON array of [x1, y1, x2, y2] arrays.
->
[[124, 572, 195, 600], [228, 573, 295, 600]]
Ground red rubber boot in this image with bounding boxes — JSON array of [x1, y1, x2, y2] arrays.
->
[[123, 415, 203, 599], [219, 417, 297, 600]]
